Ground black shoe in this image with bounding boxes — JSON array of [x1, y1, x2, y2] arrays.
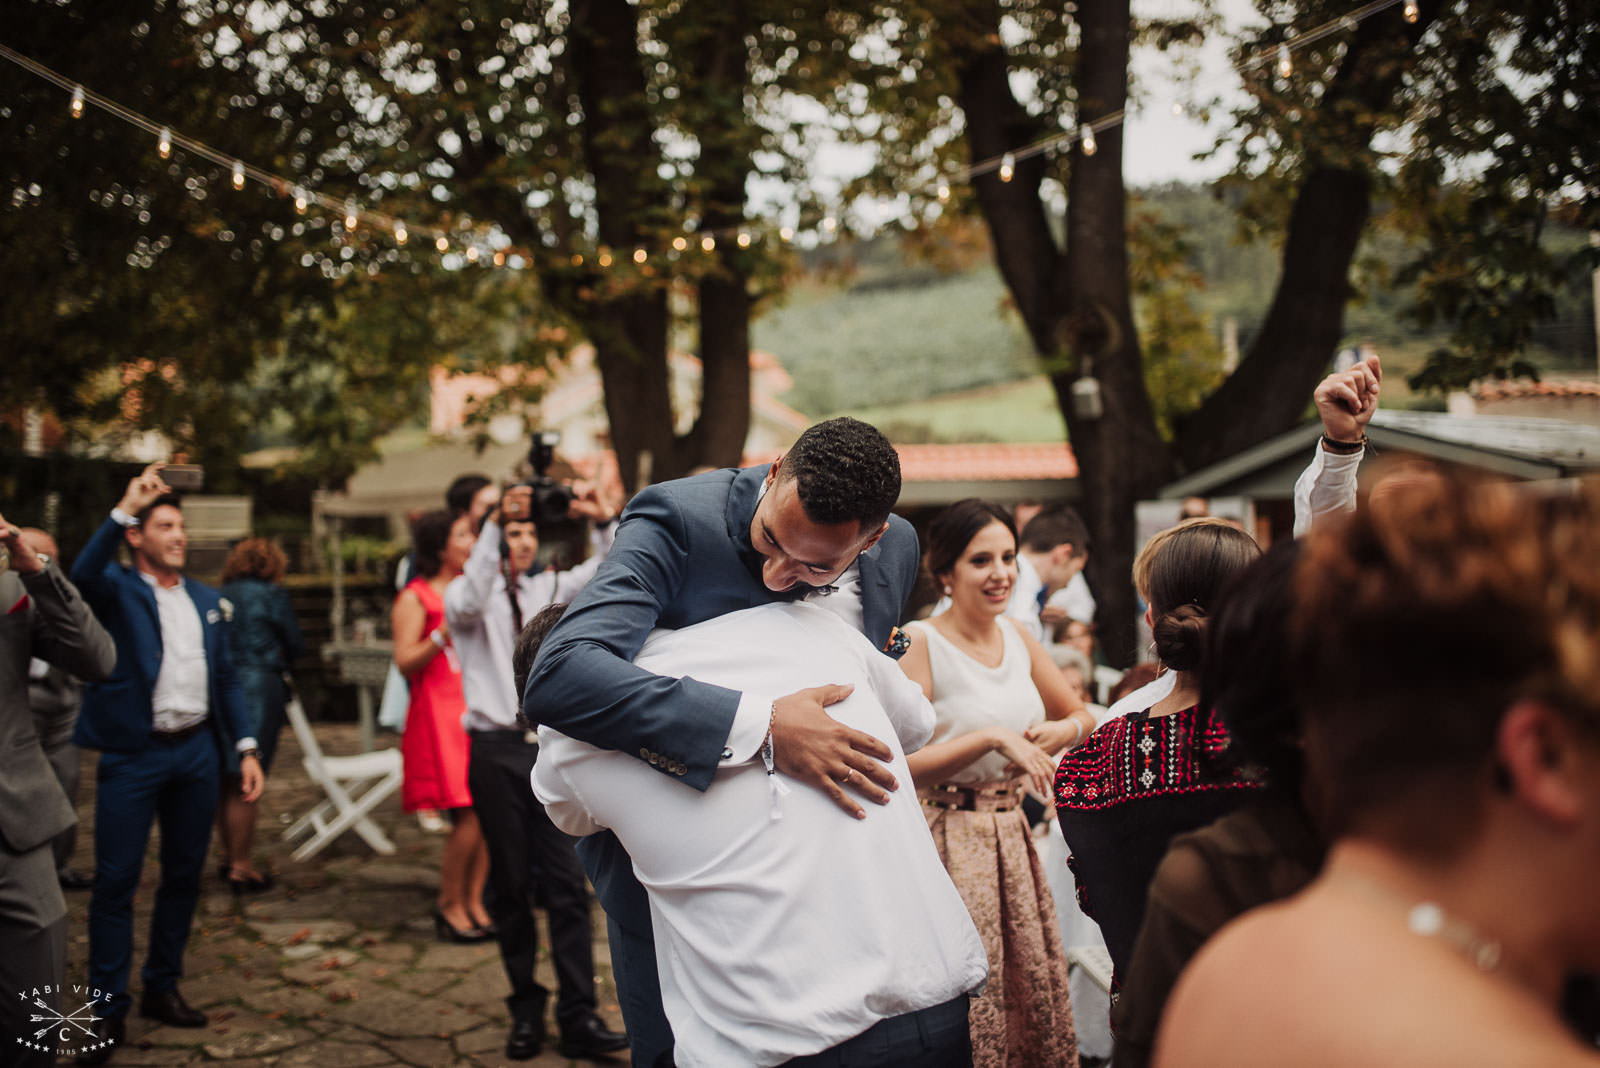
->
[[75, 1013, 124, 1065], [558, 1013, 629, 1059], [505, 1016, 544, 1060], [432, 909, 493, 944], [58, 867, 94, 890], [139, 987, 207, 1028], [227, 870, 275, 895]]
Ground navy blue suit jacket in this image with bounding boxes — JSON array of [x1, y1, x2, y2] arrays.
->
[[524, 463, 919, 790], [70, 516, 250, 757]]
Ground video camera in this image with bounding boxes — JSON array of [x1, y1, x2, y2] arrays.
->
[[502, 431, 574, 527]]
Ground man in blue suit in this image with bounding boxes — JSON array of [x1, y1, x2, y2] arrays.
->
[[525, 418, 921, 1066], [70, 465, 263, 1065]]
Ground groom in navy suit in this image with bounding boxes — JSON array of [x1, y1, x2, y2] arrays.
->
[[525, 417, 920, 1066], [71, 465, 263, 1065]]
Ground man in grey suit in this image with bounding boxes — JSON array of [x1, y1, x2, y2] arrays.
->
[[525, 417, 921, 1067], [0, 511, 116, 1066]]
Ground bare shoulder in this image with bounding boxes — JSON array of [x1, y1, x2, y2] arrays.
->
[[1157, 896, 1600, 1068]]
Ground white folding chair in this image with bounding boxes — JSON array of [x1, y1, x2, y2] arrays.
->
[[281, 691, 404, 861]]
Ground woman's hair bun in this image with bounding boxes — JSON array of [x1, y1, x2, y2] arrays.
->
[[1153, 602, 1208, 672]]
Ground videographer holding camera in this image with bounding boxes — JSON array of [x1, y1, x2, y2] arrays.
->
[[443, 441, 628, 1062]]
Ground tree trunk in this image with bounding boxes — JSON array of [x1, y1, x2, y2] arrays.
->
[[960, 0, 1168, 666]]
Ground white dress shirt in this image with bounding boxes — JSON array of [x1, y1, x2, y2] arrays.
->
[[534, 602, 989, 1068], [1292, 443, 1363, 536], [445, 519, 613, 733], [142, 571, 211, 733]]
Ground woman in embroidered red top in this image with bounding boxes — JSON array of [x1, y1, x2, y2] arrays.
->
[[1054, 517, 1262, 984], [899, 499, 1097, 1068]]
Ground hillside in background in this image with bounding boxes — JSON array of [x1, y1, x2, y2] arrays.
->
[[751, 183, 1598, 442]]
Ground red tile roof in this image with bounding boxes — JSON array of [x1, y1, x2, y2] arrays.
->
[[895, 442, 1078, 482], [1472, 378, 1600, 401]]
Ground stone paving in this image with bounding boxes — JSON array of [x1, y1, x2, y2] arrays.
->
[[61, 724, 629, 1067]]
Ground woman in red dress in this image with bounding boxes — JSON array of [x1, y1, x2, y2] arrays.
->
[[393, 509, 492, 942]]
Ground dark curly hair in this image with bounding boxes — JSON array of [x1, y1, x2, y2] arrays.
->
[[410, 509, 458, 578], [221, 537, 288, 584], [925, 498, 1016, 580], [780, 417, 901, 530]]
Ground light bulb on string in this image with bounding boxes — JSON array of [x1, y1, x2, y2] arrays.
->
[[344, 199, 358, 230], [232, 160, 246, 190], [393, 221, 407, 245], [493, 251, 505, 267], [158, 127, 172, 159], [779, 226, 795, 242], [632, 247, 647, 264], [821, 216, 837, 235], [700, 234, 715, 252], [672, 235, 688, 252], [570, 252, 584, 267], [70, 85, 84, 118], [466, 245, 479, 263], [1277, 43, 1293, 79], [936, 179, 951, 202], [293, 188, 308, 214], [436, 235, 449, 253], [999, 152, 1015, 182], [1080, 124, 1098, 157], [736, 231, 751, 249], [1403, 1, 1419, 21], [598, 249, 613, 268]]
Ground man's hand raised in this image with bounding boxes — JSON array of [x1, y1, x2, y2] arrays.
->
[[116, 463, 172, 517], [1314, 353, 1381, 445], [770, 684, 898, 819]]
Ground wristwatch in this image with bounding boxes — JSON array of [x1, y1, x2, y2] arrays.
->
[[240, 747, 261, 762]]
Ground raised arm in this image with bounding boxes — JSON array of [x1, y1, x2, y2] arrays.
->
[[3, 513, 115, 682], [1293, 354, 1380, 537]]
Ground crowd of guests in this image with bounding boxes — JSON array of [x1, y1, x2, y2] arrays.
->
[[6, 344, 1600, 1067]]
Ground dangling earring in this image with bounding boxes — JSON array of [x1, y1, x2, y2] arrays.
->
[[942, 584, 952, 596]]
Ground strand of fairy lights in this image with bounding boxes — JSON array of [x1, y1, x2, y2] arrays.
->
[[3, 0, 1421, 263], [951, 0, 1417, 192]]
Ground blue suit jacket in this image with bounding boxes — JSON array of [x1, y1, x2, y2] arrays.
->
[[524, 463, 919, 790], [70, 516, 250, 757]]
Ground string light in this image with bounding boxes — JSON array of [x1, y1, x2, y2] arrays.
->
[[493, 250, 505, 267], [436, 235, 449, 253], [597, 249, 613, 268], [570, 252, 583, 266], [343, 198, 358, 230], [465, 245, 479, 262], [632, 247, 647, 263], [0, 0, 1417, 259], [393, 221, 407, 245]]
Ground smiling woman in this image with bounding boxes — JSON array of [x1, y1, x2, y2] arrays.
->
[[896, 498, 1094, 1068]]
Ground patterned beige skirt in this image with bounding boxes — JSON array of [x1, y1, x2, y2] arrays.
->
[[923, 781, 1079, 1068]]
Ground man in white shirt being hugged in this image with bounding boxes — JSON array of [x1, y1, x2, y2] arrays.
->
[[522, 601, 989, 1068], [444, 480, 628, 1062]]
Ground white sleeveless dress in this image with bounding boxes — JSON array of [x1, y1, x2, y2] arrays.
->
[[906, 617, 1079, 1068]]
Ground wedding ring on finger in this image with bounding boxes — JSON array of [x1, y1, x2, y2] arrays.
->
[[838, 769, 854, 786]]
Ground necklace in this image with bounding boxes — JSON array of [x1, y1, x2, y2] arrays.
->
[[1336, 871, 1503, 972]]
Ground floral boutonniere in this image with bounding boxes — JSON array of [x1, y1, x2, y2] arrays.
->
[[882, 625, 911, 660], [219, 597, 234, 623]]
